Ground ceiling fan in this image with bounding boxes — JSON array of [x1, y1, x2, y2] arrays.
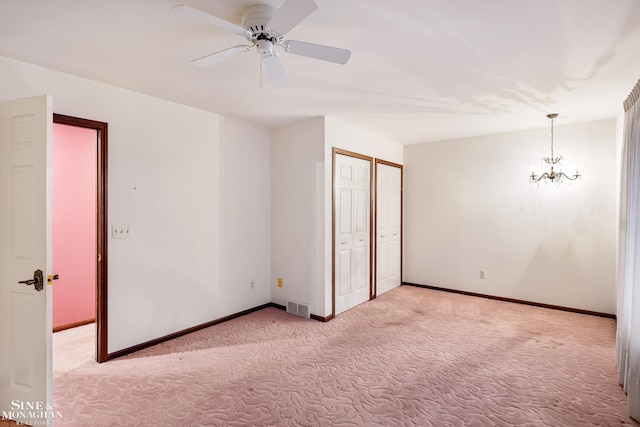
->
[[172, 0, 352, 89]]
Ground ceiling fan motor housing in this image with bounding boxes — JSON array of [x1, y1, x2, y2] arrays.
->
[[242, 4, 278, 37], [243, 4, 284, 58]]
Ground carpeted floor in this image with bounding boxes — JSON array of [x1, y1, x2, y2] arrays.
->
[[53, 323, 95, 379], [52, 286, 638, 426]]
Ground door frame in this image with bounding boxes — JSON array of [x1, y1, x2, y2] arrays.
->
[[52, 114, 108, 363], [374, 159, 403, 298], [331, 148, 374, 317]]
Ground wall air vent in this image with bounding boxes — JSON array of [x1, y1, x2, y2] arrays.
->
[[286, 300, 311, 319]]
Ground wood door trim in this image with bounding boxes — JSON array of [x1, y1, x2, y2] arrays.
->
[[374, 159, 403, 298], [332, 148, 374, 319], [53, 318, 95, 333], [53, 114, 109, 363]]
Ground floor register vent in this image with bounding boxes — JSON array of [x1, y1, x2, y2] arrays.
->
[[286, 300, 311, 319]]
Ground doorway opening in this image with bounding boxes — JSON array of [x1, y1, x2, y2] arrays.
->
[[52, 114, 108, 363]]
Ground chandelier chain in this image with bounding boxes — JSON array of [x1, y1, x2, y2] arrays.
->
[[550, 116, 554, 160]]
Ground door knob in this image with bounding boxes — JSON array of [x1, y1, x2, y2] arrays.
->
[[19, 269, 44, 291]]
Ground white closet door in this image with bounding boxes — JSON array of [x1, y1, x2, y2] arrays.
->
[[335, 154, 371, 315], [376, 163, 402, 296]]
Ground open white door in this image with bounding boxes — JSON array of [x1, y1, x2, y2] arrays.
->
[[0, 95, 54, 425]]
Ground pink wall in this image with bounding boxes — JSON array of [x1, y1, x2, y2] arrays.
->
[[52, 124, 97, 329]]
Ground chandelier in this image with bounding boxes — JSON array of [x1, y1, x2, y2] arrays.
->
[[529, 113, 580, 184]]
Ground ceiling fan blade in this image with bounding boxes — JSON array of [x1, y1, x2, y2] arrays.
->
[[268, 0, 318, 35], [191, 45, 252, 67], [171, 4, 252, 39], [263, 54, 289, 89], [282, 40, 351, 64]]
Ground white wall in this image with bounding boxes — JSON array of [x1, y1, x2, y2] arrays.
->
[[270, 118, 325, 313], [0, 56, 270, 353], [220, 116, 271, 310], [404, 118, 618, 314]]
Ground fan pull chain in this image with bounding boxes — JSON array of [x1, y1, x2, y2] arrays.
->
[[259, 55, 263, 93]]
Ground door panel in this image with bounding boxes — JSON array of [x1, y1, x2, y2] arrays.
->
[[354, 245, 368, 291], [389, 239, 401, 279], [337, 249, 351, 297], [338, 189, 352, 235], [376, 162, 402, 296], [12, 167, 35, 260], [376, 188, 390, 296], [11, 291, 36, 390], [377, 240, 389, 288], [389, 188, 402, 284], [378, 192, 389, 230], [0, 95, 53, 425], [355, 189, 367, 233], [334, 153, 371, 315]]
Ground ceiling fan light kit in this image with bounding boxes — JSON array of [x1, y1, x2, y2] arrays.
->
[[172, 0, 351, 89]]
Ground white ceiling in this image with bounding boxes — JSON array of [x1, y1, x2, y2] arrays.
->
[[1, 0, 639, 144]]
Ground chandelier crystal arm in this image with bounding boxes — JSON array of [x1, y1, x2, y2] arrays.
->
[[529, 170, 581, 183]]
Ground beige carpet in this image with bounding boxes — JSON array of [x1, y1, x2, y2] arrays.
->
[[52, 286, 638, 426], [53, 323, 94, 379]]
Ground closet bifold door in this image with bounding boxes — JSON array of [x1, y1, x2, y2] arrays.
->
[[333, 149, 373, 316], [375, 159, 403, 297]]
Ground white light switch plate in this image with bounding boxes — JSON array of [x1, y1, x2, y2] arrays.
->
[[111, 224, 132, 239]]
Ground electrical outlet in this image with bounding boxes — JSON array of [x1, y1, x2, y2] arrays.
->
[[278, 278, 283, 288], [250, 281, 255, 290], [480, 270, 486, 279]]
